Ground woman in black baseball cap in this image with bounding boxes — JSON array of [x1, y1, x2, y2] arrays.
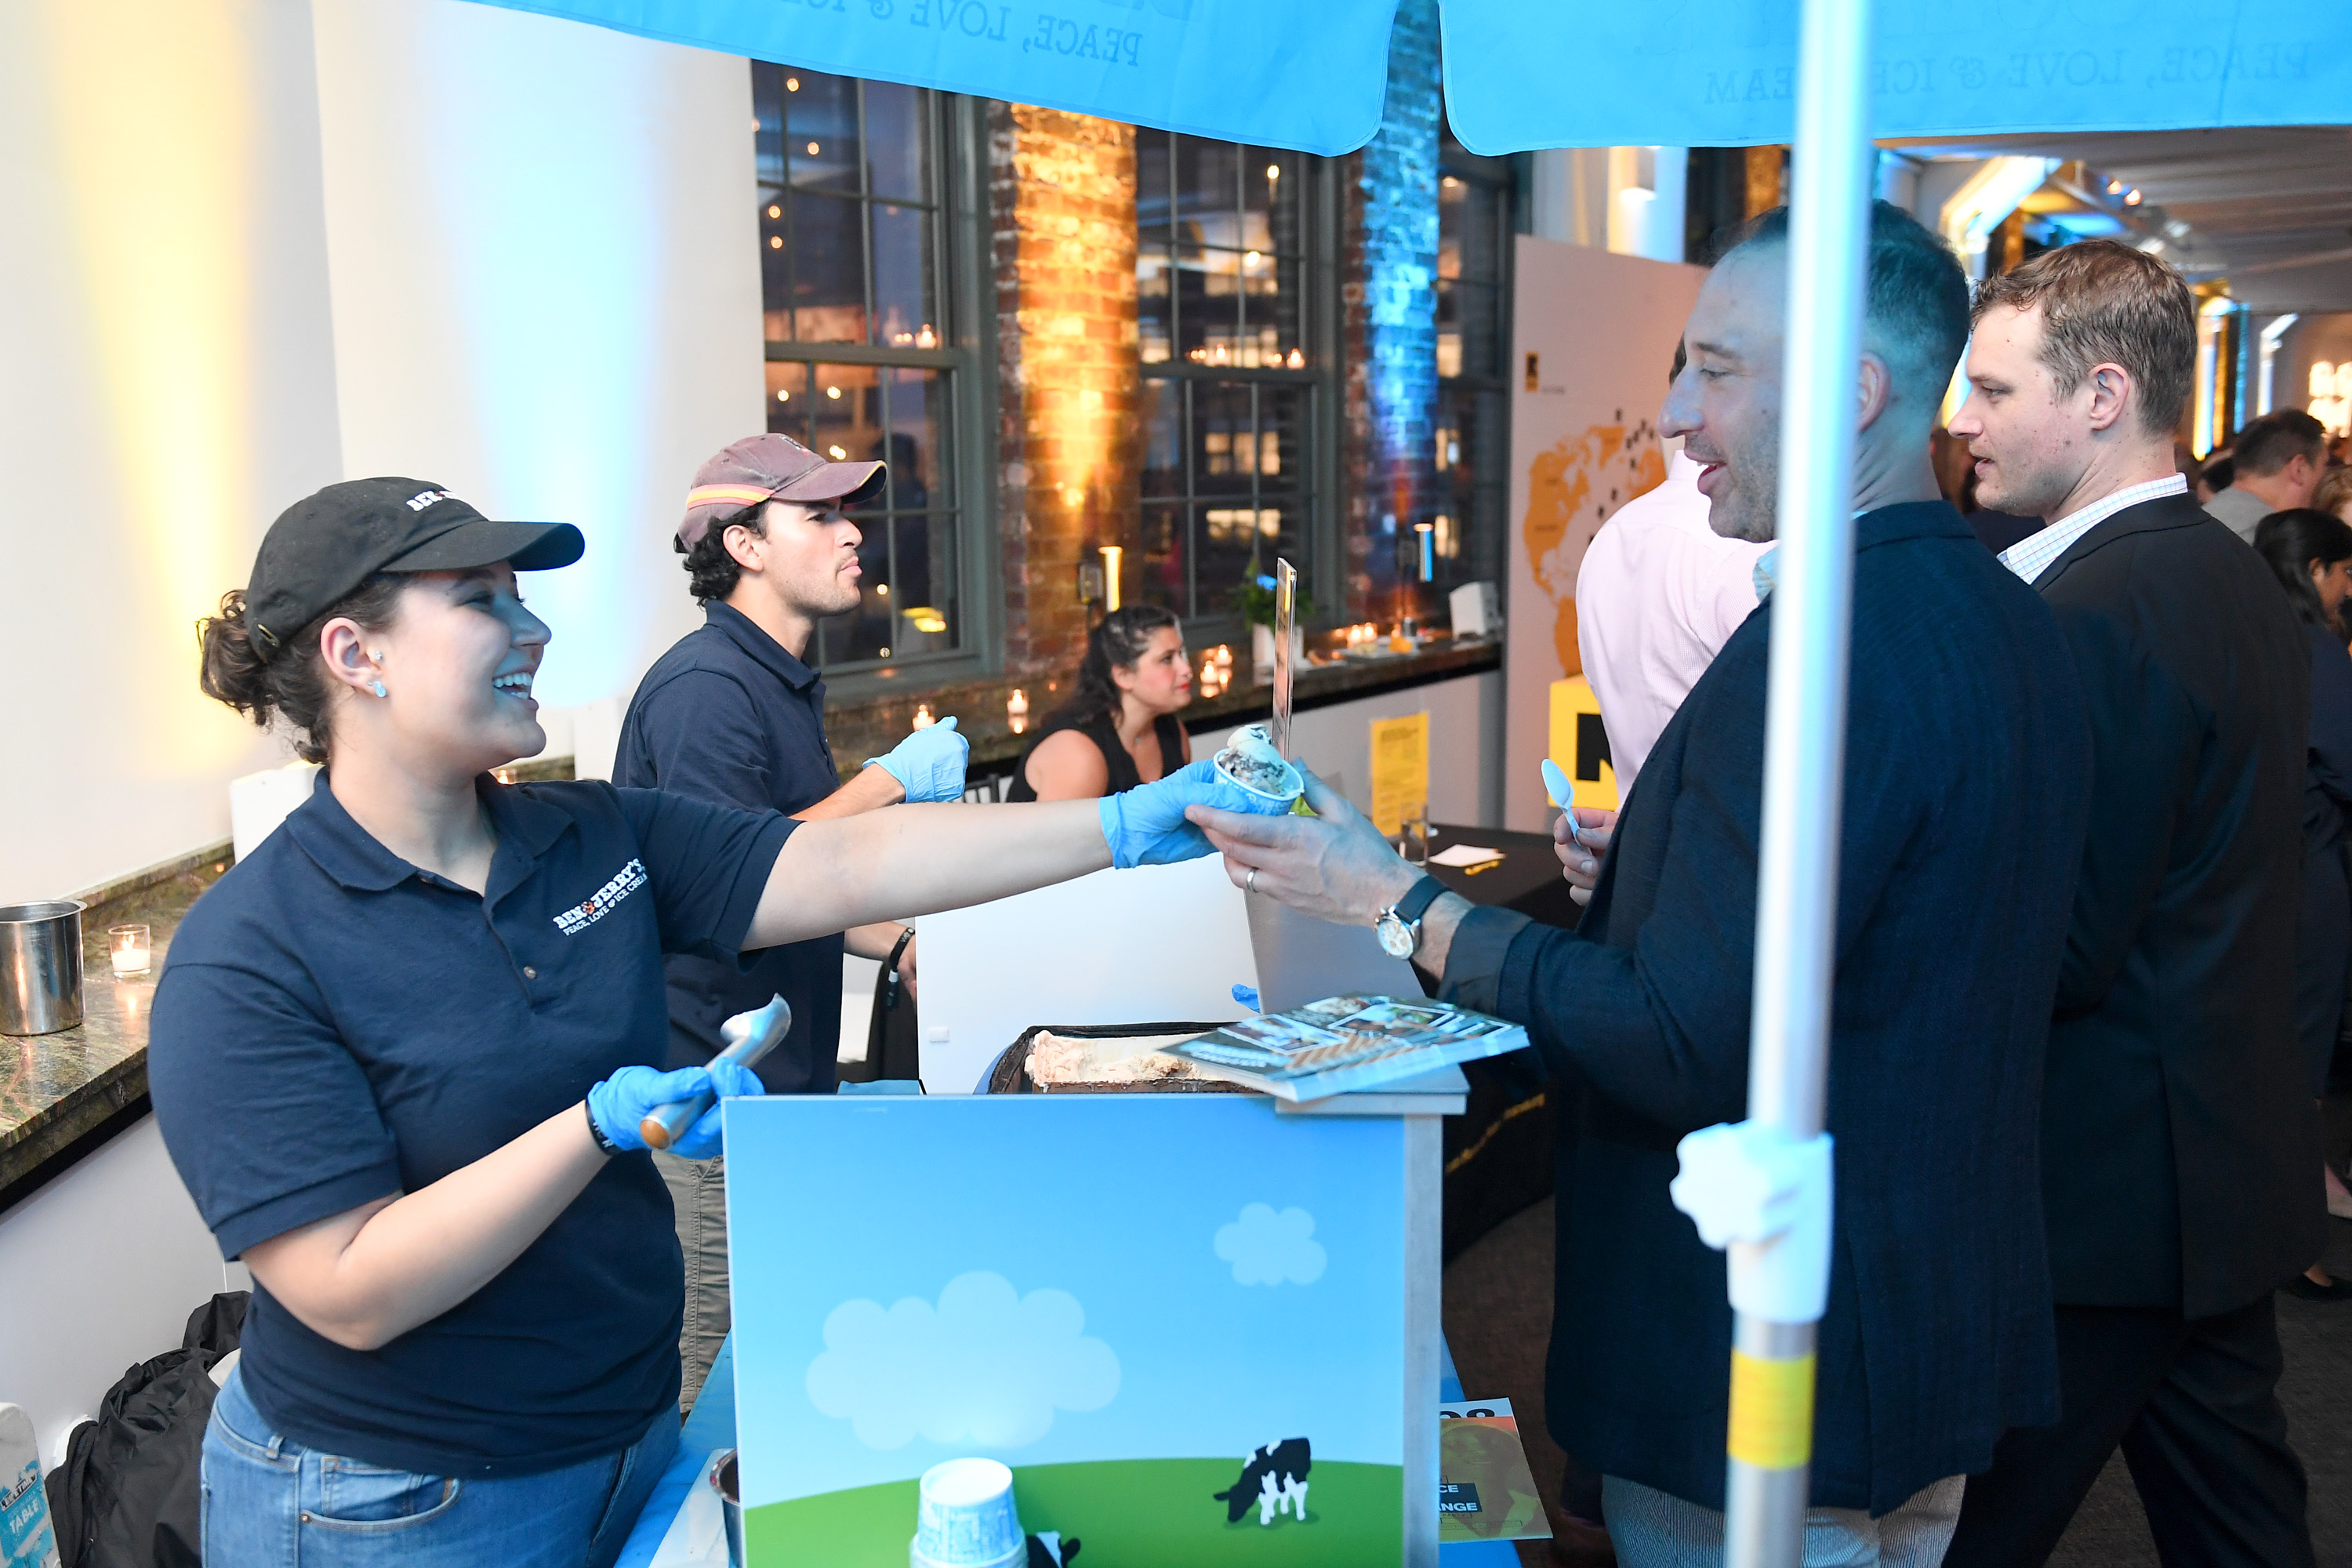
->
[[154, 478, 1289, 1567]]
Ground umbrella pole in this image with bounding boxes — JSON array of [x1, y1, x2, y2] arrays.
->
[[1722, 0, 1871, 1561]]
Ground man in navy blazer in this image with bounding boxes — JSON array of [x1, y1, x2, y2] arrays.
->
[[1193, 204, 2092, 1563], [1943, 242, 2319, 1566]]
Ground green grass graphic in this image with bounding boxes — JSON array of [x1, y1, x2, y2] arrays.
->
[[745, 1457, 1403, 1566]]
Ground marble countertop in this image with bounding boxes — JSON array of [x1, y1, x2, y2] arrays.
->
[[0, 848, 227, 1208]]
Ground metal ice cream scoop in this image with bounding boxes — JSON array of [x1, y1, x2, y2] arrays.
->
[[638, 993, 793, 1151]]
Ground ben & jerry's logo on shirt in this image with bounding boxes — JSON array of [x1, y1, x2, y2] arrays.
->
[[554, 858, 648, 935]]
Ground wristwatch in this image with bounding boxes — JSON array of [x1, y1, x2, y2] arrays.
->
[[1374, 875, 1447, 960]]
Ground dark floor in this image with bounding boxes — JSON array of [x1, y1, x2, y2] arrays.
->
[[1441, 1201, 2352, 1568]]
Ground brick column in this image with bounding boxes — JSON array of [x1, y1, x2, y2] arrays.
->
[[1340, 0, 1441, 624], [989, 103, 1139, 678]]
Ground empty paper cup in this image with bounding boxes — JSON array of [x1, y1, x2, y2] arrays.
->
[[910, 1457, 1025, 1568]]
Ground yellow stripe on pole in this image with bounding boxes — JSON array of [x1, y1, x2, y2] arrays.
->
[[1727, 1350, 1815, 1470]]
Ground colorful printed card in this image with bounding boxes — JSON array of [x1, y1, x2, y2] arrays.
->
[[725, 1096, 1409, 1566], [1438, 1399, 1552, 1546]]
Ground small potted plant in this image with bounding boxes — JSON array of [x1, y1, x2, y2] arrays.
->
[[1232, 572, 1313, 683]]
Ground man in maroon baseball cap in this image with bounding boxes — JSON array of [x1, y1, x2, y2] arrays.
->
[[612, 429, 962, 1412], [675, 432, 884, 552]]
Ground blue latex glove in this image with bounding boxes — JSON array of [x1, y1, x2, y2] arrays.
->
[[1098, 759, 1294, 869], [866, 716, 967, 803], [586, 1060, 763, 1160]]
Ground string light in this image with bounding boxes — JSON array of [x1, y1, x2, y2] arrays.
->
[[769, 236, 782, 249], [807, 141, 820, 156], [775, 388, 790, 402], [768, 204, 781, 219], [786, 75, 800, 91], [826, 385, 842, 399]]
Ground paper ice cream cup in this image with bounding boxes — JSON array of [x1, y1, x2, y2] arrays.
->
[[910, 1457, 1026, 1568]]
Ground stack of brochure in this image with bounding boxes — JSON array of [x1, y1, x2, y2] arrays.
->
[[1168, 994, 1529, 1102]]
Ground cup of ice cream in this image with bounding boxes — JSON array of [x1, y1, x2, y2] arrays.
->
[[1214, 723, 1307, 809]]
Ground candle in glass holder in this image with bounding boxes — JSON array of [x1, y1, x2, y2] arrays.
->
[[911, 703, 935, 730], [1007, 688, 1029, 734], [109, 923, 151, 977]]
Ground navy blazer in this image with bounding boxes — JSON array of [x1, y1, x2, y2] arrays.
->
[[1446, 502, 2089, 1513], [2031, 493, 2321, 1316]]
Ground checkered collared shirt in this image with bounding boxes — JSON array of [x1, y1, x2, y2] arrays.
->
[[1996, 474, 2190, 587]]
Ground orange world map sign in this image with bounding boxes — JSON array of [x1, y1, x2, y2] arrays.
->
[[1522, 416, 1666, 680]]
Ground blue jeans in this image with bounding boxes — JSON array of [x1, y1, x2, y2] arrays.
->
[[201, 1365, 678, 1568]]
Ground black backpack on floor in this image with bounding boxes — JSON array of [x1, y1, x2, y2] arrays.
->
[[43, 1294, 247, 1568]]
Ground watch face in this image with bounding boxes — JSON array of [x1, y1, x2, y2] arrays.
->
[[1376, 912, 1415, 959]]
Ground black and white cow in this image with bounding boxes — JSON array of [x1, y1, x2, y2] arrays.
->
[[1213, 1438, 1312, 1525]]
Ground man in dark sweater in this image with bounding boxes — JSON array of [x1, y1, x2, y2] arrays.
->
[[1944, 241, 2318, 1566], [614, 433, 968, 1408], [1195, 203, 2091, 1564]]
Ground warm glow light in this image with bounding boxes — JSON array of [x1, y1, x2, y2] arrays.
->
[[828, 445, 847, 458], [807, 140, 820, 155], [2124, 189, 2142, 205], [1099, 545, 1123, 612], [767, 203, 781, 219], [1286, 347, 1305, 368], [776, 388, 789, 402], [1008, 688, 1029, 732], [826, 385, 841, 398], [769, 235, 782, 249], [916, 325, 936, 348], [1244, 250, 1261, 266], [877, 583, 888, 596], [49, 0, 259, 767], [2107, 179, 2125, 194], [911, 704, 935, 729], [786, 75, 800, 91], [1265, 164, 1280, 180]]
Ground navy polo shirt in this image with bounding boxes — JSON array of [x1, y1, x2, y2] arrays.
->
[[148, 774, 793, 1477], [614, 601, 848, 1093]]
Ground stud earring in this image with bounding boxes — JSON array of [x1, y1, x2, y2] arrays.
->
[[371, 681, 388, 699]]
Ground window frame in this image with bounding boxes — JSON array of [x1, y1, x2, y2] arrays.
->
[[1134, 134, 1343, 643], [754, 77, 1001, 692]]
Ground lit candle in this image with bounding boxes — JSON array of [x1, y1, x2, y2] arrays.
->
[[109, 924, 151, 977], [911, 704, 935, 730], [1007, 688, 1029, 734]]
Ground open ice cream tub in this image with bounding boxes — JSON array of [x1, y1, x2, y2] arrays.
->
[[1213, 722, 1308, 811]]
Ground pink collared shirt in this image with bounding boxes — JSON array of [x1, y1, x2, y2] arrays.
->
[[1575, 451, 1773, 794]]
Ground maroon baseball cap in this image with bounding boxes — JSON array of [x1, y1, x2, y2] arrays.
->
[[677, 433, 885, 547]]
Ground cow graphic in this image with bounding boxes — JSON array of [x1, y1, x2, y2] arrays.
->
[[1213, 1438, 1312, 1526]]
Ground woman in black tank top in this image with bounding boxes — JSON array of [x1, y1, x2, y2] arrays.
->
[[1007, 605, 1194, 800]]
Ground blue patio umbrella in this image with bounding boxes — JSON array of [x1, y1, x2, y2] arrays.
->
[[463, 2, 2350, 1563]]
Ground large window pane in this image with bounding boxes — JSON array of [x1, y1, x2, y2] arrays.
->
[[764, 360, 811, 443], [1141, 502, 1188, 612], [889, 514, 956, 655], [863, 81, 929, 202], [786, 193, 866, 342], [785, 72, 860, 194], [869, 203, 936, 348], [1177, 140, 1238, 242], [1140, 381, 1185, 499], [883, 367, 946, 512]]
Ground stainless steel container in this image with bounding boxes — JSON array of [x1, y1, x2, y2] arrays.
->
[[711, 1449, 746, 1567], [1, 901, 86, 1035]]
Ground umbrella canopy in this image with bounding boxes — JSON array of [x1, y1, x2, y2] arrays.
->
[[467, 0, 2350, 153]]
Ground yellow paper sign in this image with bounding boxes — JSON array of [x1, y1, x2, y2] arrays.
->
[[1547, 677, 1619, 811], [1370, 712, 1431, 837]]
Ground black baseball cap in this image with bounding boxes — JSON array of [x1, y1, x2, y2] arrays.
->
[[245, 477, 584, 661]]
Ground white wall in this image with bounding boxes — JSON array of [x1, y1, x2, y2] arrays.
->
[[0, 0, 344, 903], [0, 1119, 248, 1468], [310, 0, 766, 717]]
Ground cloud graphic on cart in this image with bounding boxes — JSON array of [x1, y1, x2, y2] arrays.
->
[[1215, 1203, 1327, 1287], [805, 1271, 1120, 1450]]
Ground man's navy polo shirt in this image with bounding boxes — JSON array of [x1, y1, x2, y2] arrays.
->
[[148, 774, 792, 1477], [614, 600, 848, 1092]]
